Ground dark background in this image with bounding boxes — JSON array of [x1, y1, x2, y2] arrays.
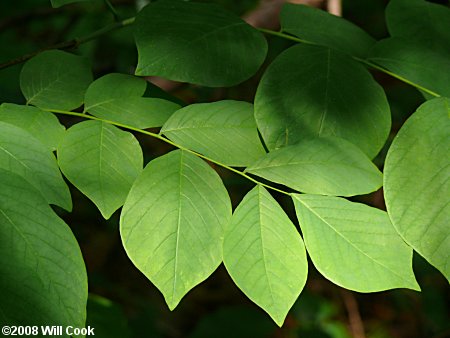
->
[[1, 1, 449, 337]]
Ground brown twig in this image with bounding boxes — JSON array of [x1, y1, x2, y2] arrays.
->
[[340, 289, 366, 338]]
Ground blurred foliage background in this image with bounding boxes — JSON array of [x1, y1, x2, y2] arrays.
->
[[1, 0, 449, 337]]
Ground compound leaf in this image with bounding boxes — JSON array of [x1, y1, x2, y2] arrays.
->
[[120, 150, 232, 310], [255, 44, 390, 158], [0, 103, 65, 151], [0, 121, 71, 211], [57, 120, 143, 219], [162, 101, 266, 167], [384, 98, 450, 280], [134, 1, 267, 87], [20, 50, 93, 111], [223, 186, 307, 326], [292, 194, 420, 292], [246, 137, 382, 196], [0, 170, 87, 332], [281, 3, 375, 58], [84, 73, 180, 129]]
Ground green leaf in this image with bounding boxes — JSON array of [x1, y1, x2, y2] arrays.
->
[[84, 73, 180, 129], [57, 120, 143, 219], [0, 121, 71, 211], [161, 101, 266, 166], [0, 169, 87, 331], [255, 44, 390, 158], [223, 186, 307, 326], [386, 0, 450, 52], [20, 50, 93, 111], [384, 98, 450, 280], [292, 194, 420, 292], [246, 137, 382, 196], [281, 3, 375, 58], [120, 150, 232, 310], [134, 1, 267, 87], [51, 0, 90, 8], [368, 38, 450, 98], [0, 103, 65, 151]]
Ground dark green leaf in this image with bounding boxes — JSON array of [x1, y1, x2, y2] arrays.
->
[[134, 1, 267, 86], [0, 103, 65, 151], [20, 50, 93, 111], [255, 44, 391, 158], [281, 3, 375, 58], [0, 169, 87, 332], [161, 101, 266, 166], [0, 121, 71, 211], [384, 98, 450, 280], [51, 0, 90, 8], [120, 150, 232, 310], [292, 194, 420, 292], [57, 121, 143, 219], [223, 186, 307, 326], [84, 73, 180, 128], [246, 137, 382, 196], [368, 38, 450, 98]]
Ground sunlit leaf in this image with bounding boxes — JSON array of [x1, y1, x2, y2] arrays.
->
[[85, 73, 180, 128], [292, 194, 420, 292], [120, 150, 232, 310], [57, 120, 143, 219], [0, 121, 71, 211], [162, 101, 266, 166], [223, 186, 307, 326], [384, 98, 450, 280]]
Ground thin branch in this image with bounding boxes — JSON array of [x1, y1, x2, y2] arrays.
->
[[340, 289, 366, 338], [46, 109, 292, 196], [0, 17, 135, 70], [103, 0, 120, 21]]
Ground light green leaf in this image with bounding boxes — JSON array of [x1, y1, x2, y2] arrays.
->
[[51, 0, 90, 8], [384, 98, 450, 280], [292, 194, 420, 292], [120, 150, 232, 310], [20, 50, 93, 111], [161, 100, 266, 167], [255, 44, 390, 158], [368, 38, 450, 98], [281, 3, 375, 58], [246, 137, 382, 196], [0, 169, 87, 332], [84, 73, 180, 129], [223, 186, 307, 326], [386, 0, 450, 52], [57, 120, 143, 219], [0, 121, 71, 211], [0, 103, 65, 151], [134, 1, 267, 87]]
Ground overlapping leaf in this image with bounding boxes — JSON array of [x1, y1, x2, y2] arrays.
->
[[134, 1, 267, 86], [84, 73, 180, 129], [20, 50, 93, 111], [0, 170, 87, 332], [254, 44, 391, 158], [0, 103, 65, 151], [57, 120, 143, 219], [384, 98, 450, 280], [120, 150, 232, 310], [246, 137, 382, 196], [292, 194, 420, 292], [0, 121, 71, 211], [281, 3, 375, 58], [223, 186, 307, 326], [161, 101, 266, 166], [369, 38, 450, 97]]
